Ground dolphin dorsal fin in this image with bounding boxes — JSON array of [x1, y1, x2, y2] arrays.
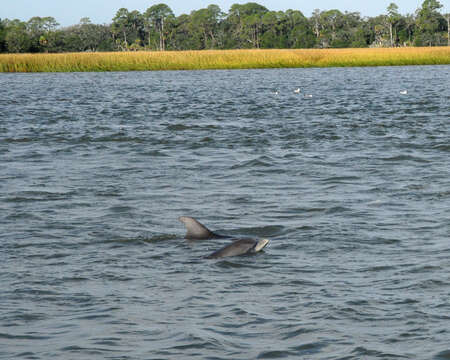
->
[[179, 216, 216, 239]]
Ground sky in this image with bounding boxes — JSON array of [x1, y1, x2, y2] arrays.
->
[[2, 0, 449, 27]]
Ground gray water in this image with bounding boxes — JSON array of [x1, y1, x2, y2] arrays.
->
[[1, 66, 449, 360]]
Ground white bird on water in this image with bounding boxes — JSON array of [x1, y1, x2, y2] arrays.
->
[[400, 90, 408, 95], [294, 88, 301, 93]]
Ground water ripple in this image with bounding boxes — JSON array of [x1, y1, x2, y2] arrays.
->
[[1, 66, 449, 360]]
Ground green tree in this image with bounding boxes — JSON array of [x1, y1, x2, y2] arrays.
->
[[284, 10, 315, 48], [77, 17, 101, 51], [111, 8, 144, 50], [112, 8, 130, 49], [310, 9, 322, 45], [189, 5, 223, 49], [386, 3, 401, 46], [343, 12, 367, 48], [394, 13, 414, 46], [319, 9, 347, 47], [227, 3, 268, 48], [3, 2, 450, 53], [415, 0, 444, 45], [169, 14, 198, 50], [62, 18, 114, 52], [261, 11, 289, 48], [144, 4, 174, 50], [444, 13, 450, 46], [26, 16, 59, 52], [5, 19, 31, 53], [369, 15, 390, 47], [0, 19, 7, 52]]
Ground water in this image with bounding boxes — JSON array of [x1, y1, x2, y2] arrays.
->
[[1, 66, 449, 360]]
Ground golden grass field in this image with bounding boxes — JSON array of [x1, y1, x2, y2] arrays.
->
[[1, 47, 449, 72]]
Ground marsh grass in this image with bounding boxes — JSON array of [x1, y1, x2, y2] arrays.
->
[[1, 47, 449, 72]]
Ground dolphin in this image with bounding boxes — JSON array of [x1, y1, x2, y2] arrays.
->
[[178, 216, 270, 259], [205, 238, 269, 259], [178, 216, 227, 240]]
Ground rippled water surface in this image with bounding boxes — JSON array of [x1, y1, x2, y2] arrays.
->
[[1, 66, 450, 360]]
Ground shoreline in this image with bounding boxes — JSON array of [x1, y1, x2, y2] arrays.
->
[[1, 48, 449, 73]]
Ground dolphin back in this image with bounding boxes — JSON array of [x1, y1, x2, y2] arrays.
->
[[206, 238, 268, 259]]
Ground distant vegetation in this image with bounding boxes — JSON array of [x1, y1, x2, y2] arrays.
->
[[0, 0, 449, 53], [1, 48, 449, 72]]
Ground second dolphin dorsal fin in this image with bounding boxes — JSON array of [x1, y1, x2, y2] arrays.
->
[[178, 216, 217, 239]]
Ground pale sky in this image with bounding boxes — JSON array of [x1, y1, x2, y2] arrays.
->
[[2, 0, 449, 27]]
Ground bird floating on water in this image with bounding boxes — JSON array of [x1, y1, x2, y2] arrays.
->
[[294, 88, 301, 93], [400, 90, 408, 95]]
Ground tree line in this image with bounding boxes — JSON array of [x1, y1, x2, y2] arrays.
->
[[0, 0, 449, 53]]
